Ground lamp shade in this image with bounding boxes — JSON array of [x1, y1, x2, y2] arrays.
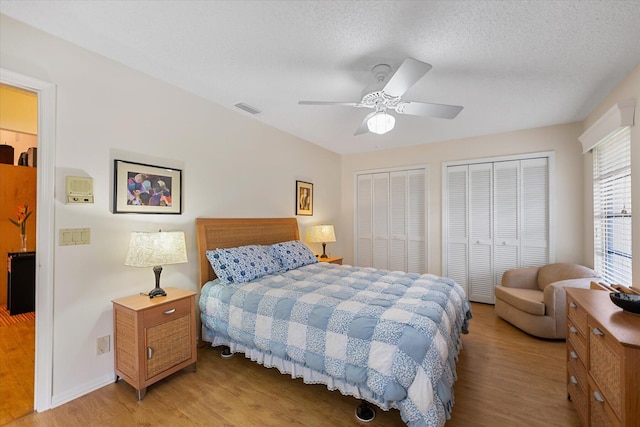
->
[[367, 111, 395, 135], [125, 231, 187, 267], [308, 225, 336, 243]]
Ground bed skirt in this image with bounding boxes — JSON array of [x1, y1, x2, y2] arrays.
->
[[203, 327, 464, 424]]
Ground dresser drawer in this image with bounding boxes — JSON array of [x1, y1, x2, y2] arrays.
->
[[568, 379, 587, 427], [589, 376, 621, 427], [567, 295, 587, 336], [588, 320, 622, 419], [143, 297, 192, 327], [567, 345, 587, 394], [567, 318, 587, 363]]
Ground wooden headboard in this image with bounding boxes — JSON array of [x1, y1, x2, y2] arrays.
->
[[195, 218, 300, 286]]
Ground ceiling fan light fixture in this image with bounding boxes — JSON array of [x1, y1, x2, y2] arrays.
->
[[367, 110, 395, 134]]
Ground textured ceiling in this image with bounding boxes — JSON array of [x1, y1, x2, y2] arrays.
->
[[1, 1, 639, 155]]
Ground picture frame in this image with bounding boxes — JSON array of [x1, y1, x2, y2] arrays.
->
[[295, 180, 313, 216], [113, 159, 182, 214]]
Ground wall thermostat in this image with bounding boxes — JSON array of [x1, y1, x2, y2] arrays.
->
[[65, 176, 94, 203]]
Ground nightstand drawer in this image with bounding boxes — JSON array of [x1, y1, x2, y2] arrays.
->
[[144, 297, 191, 327]]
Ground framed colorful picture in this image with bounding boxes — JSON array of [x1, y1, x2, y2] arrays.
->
[[295, 180, 313, 216], [113, 159, 182, 214]]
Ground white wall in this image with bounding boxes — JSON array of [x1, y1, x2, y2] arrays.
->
[[581, 64, 640, 286], [0, 15, 341, 406], [341, 122, 586, 273]]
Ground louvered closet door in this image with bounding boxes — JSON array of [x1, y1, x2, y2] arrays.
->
[[356, 168, 427, 273], [357, 174, 373, 267], [521, 157, 549, 267], [372, 173, 390, 270], [468, 163, 494, 303], [407, 169, 426, 273], [390, 171, 408, 271], [494, 160, 520, 287], [445, 165, 469, 292]]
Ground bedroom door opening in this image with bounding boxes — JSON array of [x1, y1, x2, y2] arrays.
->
[[0, 82, 37, 423], [0, 68, 56, 417]]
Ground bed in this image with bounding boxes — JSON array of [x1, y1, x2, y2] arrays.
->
[[196, 218, 471, 427]]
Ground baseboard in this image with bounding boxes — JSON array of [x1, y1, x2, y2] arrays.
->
[[50, 373, 116, 408]]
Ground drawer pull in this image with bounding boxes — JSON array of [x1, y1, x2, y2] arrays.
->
[[593, 391, 605, 402], [569, 302, 577, 308], [147, 346, 154, 359], [163, 308, 176, 315], [569, 326, 577, 334], [593, 327, 604, 336], [569, 376, 578, 384], [569, 351, 578, 359]]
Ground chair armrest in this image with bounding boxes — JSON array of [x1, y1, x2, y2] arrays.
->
[[501, 266, 540, 289], [544, 278, 594, 318]]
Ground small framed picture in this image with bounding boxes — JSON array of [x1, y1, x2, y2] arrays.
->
[[113, 159, 182, 214], [296, 180, 313, 216]]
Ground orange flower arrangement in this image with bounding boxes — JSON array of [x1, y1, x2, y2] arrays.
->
[[9, 204, 33, 235]]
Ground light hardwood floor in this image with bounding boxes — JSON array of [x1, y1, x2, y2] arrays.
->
[[6, 303, 580, 426], [0, 317, 35, 425]]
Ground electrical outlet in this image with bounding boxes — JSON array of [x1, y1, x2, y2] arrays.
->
[[97, 335, 110, 355]]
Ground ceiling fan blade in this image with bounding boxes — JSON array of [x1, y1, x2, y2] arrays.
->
[[298, 101, 360, 106], [395, 101, 463, 119], [354, 112, 376, 136], [382, 58, 432, 98]]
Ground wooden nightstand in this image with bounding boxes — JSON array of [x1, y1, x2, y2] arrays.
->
[[112, 287, 197, 400], [318, 256, 343, 265]]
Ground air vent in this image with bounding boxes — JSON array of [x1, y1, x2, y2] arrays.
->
[[234, 102, 262, 115]]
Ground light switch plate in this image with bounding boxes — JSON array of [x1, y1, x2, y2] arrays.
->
[[59, 228, 91, 246]]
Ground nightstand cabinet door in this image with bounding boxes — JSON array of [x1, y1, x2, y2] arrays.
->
[[144, 297, 193, 379]]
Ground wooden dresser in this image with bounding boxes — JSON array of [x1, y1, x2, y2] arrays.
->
[[566, 288, 640, 427]]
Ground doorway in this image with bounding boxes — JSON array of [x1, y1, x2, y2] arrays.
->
[[0, 83, 37, 423], [0, 68, 56, 415]]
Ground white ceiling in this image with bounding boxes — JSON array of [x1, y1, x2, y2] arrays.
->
[[2, 1, 639, 155]]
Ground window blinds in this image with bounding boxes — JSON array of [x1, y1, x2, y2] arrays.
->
[[593, 127, 632, 286]]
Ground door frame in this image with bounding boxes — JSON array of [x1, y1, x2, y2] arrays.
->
[[1, 68, 56, 412]]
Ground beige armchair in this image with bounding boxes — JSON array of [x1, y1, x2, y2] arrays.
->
[[494, 263, 600, 339]]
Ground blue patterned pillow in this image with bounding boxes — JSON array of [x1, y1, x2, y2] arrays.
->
[[205, 250, 234, 284], [206, 245, 282, 284], [270, 240, 318, 271]]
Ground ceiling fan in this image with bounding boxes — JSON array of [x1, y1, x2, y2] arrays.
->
[[299, 57, 463, 136]]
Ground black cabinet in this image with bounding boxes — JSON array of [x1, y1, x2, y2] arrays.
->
[[7, 252, 35, 315]]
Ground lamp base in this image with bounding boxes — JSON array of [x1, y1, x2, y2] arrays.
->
[[320, 242, 328, 258], [148, 265, 167, 298], [148, 287, 167, 299]]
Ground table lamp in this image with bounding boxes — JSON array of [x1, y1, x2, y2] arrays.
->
[[125, 230, 187, 298], [309, 225, 336, 259]]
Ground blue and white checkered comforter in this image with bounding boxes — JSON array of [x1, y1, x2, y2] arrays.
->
[[200, 262, 471, 427]]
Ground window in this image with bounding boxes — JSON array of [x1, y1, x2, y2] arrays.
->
[[593, 127, 632, 286]]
